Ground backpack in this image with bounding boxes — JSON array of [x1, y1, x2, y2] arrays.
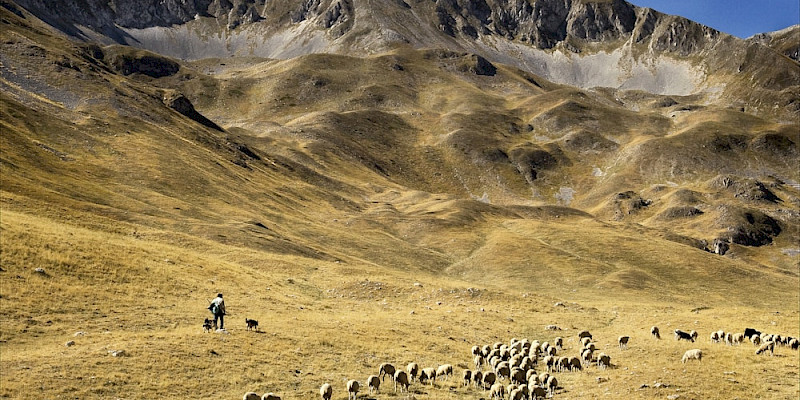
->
[[208, 303, 218, 314]]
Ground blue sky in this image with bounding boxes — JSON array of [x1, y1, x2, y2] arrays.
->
[[628, 0, 800, 38]]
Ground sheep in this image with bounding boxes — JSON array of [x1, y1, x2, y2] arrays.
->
[[508, 387, 524, 400], [597, 353, 611, 369], [482, 371, 497, 390], [505, 383, 517, 396], [474, 354, 485, 369], [543, 355, 555, 372], [406, 362, 419, 381], [731, 333, 744, 345], [538, 372, 550, 386], [495, 363, 511, 381], [580, 337, 592, 347], [568, 356, 583, 371], [581, 348, 593, 363], [394, 370, 410, 393], [473, 370, 483, 388], [320, 383, 332, 400], [419, 367, 436, 386], [556, 357, 570, 372], [346, 380, 359, 400], [490, 382, 506, 399], [473, 345, 482, 356], [618, 336, 630, 349], [710, 331, 721, 343], [462, 369, 472, 386], [752, 335, 762, 346], [554, 337, 563, 349], [755, 341, 775, 356], [577, 330, 593, 340], [436, 364, 453, 381], [546, 375, 558, 394], [789, 338, 799, 350], [244, 393, 260, 400], [482, 344, 492, 357], [546, 346, 557, 356], [681, 349, 703, 363], [690, 330, 698, 341], [510, 367, 526, 384], [261, 394, 281, 400], [367, 375, 380, 394], [674, 329, 694, 342], [651, 326, 661, 339], [378, 363, 395, 381], [530, 386, 547, 399]]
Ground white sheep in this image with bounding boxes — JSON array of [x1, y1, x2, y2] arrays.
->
[[419, 367, 436, 386], [436, 364, 453, 380], [261, 394, 280, 400], [546, 375, 558, 394], [473, 370, 483, 389], [568, 356, 582, 371], [755, 341, 775, 356], [367, 375, 380, 394], [508, 387, 524, 400], [690, 330, 698, 341], [406, 362, 419, 381], [530, 386, 547, 399], [710, 331, 721, 343], [346, 380, 359, 400], [731, 333, 744, 345], [319, 383, 332, 400], [597, 353, 611, 369], [651, 326, 661, 339], [489, 382, 505, 399], [580, 337, 592, 347], [789, 338, 799, 350], [682, 348, 703, 363], [618, 336, 630, 349], [394, 370, 410, 393], [482, 371, 497, 389], [243, 392, 260, 400], [554, 337, 563, 349], [378, 363, 395, 381], [752, 335, 762, 346], [462, 369, 472, 386], [473, 345, 482, 356]]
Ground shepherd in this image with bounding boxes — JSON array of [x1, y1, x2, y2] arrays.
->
[[208, 293, 227, 330]]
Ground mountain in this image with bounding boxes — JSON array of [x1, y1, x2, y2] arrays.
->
[[1, 1, 799, 398]]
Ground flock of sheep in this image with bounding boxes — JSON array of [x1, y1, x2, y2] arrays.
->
[[242, 326, 798, 399]]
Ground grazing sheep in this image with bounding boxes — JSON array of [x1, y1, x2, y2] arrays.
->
[[569, 356, 583, 371], [618, 336, 630, 349], [406, 362, 419, 381], [475, 354, 485, 369], [674, 329, 694, 342], [528, 375, 540, 388], [482, 371, 497, 389], [690, 330, 698, 341], [580, 337, 592, 347], [244, 393, 260, 400], [320, 383, 332, 400], [526, 369, 537, 382], [482, 344, 492, 356], [436, 364, 453, 381], [495, 363, 511, 381], [584, 342, 596, 353], [546, 375, 558, 394], [710, 331, 721, 343], [378, 363, 395, 381], [419, 367, 436, 386], [755, 341, 775, 356], [473, 345, 482, 356], [731, 333, 744, 345], [554, 337, 563, 349], [752, 335, 762, 346], [505, 383, 517, 396], [367, 375, 380, 394], [531, 386, 547, 399], [581, 348, 593, 363], [651, 326, 660, 339], [789, 338, 799, 350], [261, 394, 281, 400], [473, 370, 483, 389], [543, 355, 555, 372], [346, 380, 359, 400], [538, 372, 550, 386], [681, 349, 703, 363], [463, 369, 472, 386], [725, 332, 734, 346], [744, 328, 762, 339], [490, 382, 506, 399], [509, 387, 524, 400], [556, 357, 570, 372], [510, 367, 526, 384], [577, 330, 593, 340], [394, 370, 410, 393], [597, 353, 611, 369]]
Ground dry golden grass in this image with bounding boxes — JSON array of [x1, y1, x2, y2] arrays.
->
[[2, 203, 798, 400]]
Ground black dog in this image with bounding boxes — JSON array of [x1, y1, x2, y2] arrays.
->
[[203, 318, 214, 333], [245, 318, 259, 331]]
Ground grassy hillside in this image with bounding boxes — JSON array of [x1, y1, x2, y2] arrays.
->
[[1, 4, 798, 399]]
